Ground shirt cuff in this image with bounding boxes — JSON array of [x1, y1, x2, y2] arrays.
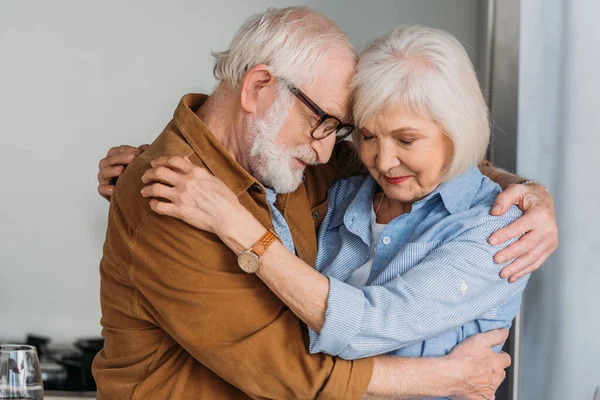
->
[[309, 277, 366, 357]]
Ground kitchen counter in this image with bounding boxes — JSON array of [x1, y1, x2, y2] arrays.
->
[[45, 391, 96, 399]]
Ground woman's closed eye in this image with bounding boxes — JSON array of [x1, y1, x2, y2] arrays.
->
[[361, 134, 375, 142], [397, 138, 415, 145]]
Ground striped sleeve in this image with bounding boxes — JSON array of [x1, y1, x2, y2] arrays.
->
[[309, 206, 529, 360]]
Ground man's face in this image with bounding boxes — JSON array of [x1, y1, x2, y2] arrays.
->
[[246, 50, 355, 193]]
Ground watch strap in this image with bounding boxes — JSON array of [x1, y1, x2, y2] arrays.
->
[[251, 230, 280, 258]]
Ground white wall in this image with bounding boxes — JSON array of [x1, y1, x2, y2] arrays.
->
[[0, 0, 481, 341], [518, 0, 600, 398]]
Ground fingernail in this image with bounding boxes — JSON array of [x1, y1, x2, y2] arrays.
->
[[497, 256, 506, 264], [490, 237, 499, 246], [492, 204, 502, 214]]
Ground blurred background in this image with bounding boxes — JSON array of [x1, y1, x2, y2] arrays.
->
[[0, 0, 598, 398]]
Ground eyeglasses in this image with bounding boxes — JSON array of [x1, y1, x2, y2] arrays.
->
[[285, 82, 355, 143]]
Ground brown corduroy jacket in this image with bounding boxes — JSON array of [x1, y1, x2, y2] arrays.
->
[[92, 94, 374, 400]]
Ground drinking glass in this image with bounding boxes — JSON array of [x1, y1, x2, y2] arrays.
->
[[0, 345, 44, 399]]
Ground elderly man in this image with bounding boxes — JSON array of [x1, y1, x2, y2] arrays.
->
[[94, 7, 557, 400]]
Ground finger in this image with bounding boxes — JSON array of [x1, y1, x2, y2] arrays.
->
[[494, 230, 540, 264], [138, 144, 150, 152], [166, 156, 194, 174], [98, 184, 114, 200], [106, 146, 122, 157], [98, 165, 125, 184], [149, 198, 179, 217], [99, 152, 137, 170], [118, 144, 142, 154], [141, 183, 178, 202], [507, 255, 547, 283], [474, 328, 510, 348], [107, 145, 139, 157], [489, 214, 535, 246], [493, 369, 507, 388], [498, 242, 543, 278], [491, 184, 525, 216], [151, 156, 194, 174], [496, 351, 512, 369], [149, 156, 173, 169], [141, 166, 183, 186]]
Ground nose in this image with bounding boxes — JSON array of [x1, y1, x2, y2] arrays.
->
[[311, 133, 337, 164], [376, 141, 401, 173]]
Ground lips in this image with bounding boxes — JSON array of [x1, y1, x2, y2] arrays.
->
[[383, 175, 412, 185], [294, 158, 307, 168]]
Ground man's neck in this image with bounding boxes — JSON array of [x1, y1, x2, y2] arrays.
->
[[195, 88, 250, 171]]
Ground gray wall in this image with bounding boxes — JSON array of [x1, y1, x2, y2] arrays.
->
[[518, 0, 600, 398], [0, 0, 481, 341]]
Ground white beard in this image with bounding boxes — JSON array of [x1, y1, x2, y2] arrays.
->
[[246, 91, 318, 194]]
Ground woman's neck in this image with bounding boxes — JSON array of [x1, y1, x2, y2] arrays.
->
[[373, 192, 412, 224]]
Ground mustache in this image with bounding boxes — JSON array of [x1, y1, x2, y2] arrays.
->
[[289, 145, 319, 166]]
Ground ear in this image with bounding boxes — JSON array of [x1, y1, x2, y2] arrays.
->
[[239, 64, 278, 115]]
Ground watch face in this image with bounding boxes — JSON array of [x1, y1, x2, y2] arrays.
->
[[238, 251, 260, 273]]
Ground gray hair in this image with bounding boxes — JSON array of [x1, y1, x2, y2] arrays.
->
[[212, 7, 356, 88], [352, 25, 490, 180]]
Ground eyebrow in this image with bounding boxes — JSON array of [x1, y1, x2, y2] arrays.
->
[[390, 127, 421, 135], [360, 126, 422, 135]]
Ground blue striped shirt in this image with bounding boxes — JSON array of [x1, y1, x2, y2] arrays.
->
[[308, 166, 529, 362]]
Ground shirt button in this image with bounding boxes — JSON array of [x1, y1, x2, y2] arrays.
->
[[460, 282, 468, 293], [311, 210, 320, 220], [382, 236, 391, 245]]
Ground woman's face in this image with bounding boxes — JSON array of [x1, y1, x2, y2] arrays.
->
[[359, 108, 454, 204]]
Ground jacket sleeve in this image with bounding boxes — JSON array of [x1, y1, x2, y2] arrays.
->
[[132, 210, 373, 400]]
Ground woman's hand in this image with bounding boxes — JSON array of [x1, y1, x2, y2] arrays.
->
[[98, 144, 149, 200], [140, 156, 253, 242], [489, 182, 558, 282]]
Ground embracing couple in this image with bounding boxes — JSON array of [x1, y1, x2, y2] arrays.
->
[[93, 6, 558, 400]]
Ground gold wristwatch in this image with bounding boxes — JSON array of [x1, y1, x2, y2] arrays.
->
[[237, 229, 280, 273]]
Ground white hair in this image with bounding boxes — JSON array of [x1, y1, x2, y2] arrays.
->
[[352, 25, 490, 180], [247, 80, 319, 193], [212, 7, 356, 88]]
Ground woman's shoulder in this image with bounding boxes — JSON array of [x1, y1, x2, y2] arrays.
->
[[463, 176, 523, 229], [322, 175, 373, 229], [329, 174, 372, 206]]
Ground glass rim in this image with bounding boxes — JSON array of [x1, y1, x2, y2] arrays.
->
[[0, 344, 37, 353]]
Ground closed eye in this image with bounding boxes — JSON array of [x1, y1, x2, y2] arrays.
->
[[361, 134, 375, 142]]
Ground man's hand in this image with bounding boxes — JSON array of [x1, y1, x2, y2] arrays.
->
[[489, 182, 558, 282], [97, 144, 149, 201], [445, 329, 511, 400]]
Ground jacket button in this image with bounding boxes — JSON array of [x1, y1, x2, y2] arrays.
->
[[311, 210, 320, 220]]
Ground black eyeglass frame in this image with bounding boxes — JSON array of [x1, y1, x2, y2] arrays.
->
[[284, 82, 355, 143]]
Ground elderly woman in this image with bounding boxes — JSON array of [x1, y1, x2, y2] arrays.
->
[[133, 24, 534, 373]]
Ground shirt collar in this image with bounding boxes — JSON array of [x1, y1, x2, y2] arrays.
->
[[173, 94, 260, 197], [327, 176, 376, 246], [332, 165, 483, 232], [413, 165, 483, 214]]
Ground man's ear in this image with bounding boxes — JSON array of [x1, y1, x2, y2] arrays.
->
[[239, 64, 277, 115]]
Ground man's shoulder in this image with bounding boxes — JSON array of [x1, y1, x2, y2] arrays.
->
[[112, 124, 199, 224]]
